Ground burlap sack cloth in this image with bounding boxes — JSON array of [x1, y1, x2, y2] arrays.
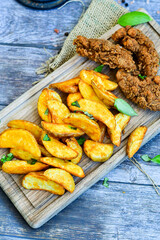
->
[[37, 0, 127, 75]]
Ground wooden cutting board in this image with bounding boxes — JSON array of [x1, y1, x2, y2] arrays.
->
[[0, 8, 160, 228]]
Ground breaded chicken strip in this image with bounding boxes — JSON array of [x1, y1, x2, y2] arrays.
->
[[112, 26, 159, 78], [74, 36, 136, 71], [116, 69, 160, 111]]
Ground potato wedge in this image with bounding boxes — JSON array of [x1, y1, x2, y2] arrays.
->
[[67, 92, 83, 109], [2, 160, 48, 174], [40, 157, 85, 178], [98, 121, 106, 143], [92, 81, 118, 107], [38, 145, 52, 157], [10, 148, 40, 161], [84, 140, 114, 162], [10, 144, 52, 160], [79, 70, 109, 85], [47, 100, 70, 123], [127, 126, 147, 158], [108, 113, 131, 147], [7, 120, 43, 144], [49, 77, 80, 93], [0, 129, 41, 158], [44, 168, 75, 193], [91, 73, 118, 91], [79, 80, 105, 106], [41, 131, 78, 160], [64, 113, 101, 141], [22, 172, 65, 195], [64, 137, 82, 164], [69, 99, 115, 130], [41, 121, 84, 138], [38, 88, 62, 122]]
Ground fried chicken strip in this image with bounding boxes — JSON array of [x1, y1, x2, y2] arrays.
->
[[73, 36, 136, 71], [116, 69, 160, 111], [112, 26, 159, 78]]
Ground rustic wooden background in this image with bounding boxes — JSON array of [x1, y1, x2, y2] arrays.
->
[[0, 0, 160, 239]]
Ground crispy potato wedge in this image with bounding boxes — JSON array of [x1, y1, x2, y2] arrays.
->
[[92, 81, 118, 107], [92, 74, 118, 91], [84, 140, 114, 162], [70, 99, 115, 130], [10, 148, 40, 161], [7, 120, 43, 144], [2, 160, 48, 174], [49, 77, 80, 93], [64, 113, 101, 141], [10, 144, 53, 160], [41, 131, 78, 160], [44, 168, 75, 193], [79, 70, 109, 85], [38, 88, 62, 122], [79, 80, 105, 106], [22, 172, 65, 195], [47, 100, 70, 123], [98, 121, 106, 143], [41, 121, 84, 138], [127, 126, 147, 158], [64, 137, 82, 164], [67, 92, 83, 109], [40, 157, 85, 178], [108, 113, 131, 147], [0, 129, 41, 158], [38, 145, 52, 157]]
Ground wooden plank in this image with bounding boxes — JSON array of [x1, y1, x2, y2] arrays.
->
[[0, 8, 160, 228], [0, 45, 58, 106], [0, 0, 91, 47]]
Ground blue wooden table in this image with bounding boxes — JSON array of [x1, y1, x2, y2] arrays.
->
[[0, 0, 160, 239]]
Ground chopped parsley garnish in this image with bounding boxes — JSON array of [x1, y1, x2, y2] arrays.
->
[[27, 159, 37, 165], [68, 126, 77, 130], [44, 108, 49, 115], [103, 177, 109, 188], [74, 110, 95, 120], [94, 65, 104, 73], [43, 134, 51, 141], [83, 111, 95, 120], [77, 137, 86, 146], [71, 101, 80, 108], [138, 74, 146, 80], [0, 153, 14, 163]]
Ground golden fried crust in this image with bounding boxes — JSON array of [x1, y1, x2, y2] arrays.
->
[[74, 36, 136, 71], [116, 69, 160, 111], [112, 26, 159, 78]]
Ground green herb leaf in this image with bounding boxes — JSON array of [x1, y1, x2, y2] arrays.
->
[[103, 177, 109, 188], [0, 153, 14, 163], [114, 98, 137, 116], [151, 155, 160, 164], [77, 137, 86, 146], [68, 125, 77, 130], [94, 65, 104, 73], [141, 154, 152, 162], [83, 111, 95, 120], [118, 11, 152, 27], [71, 101, 80, 108], [138, 74, 146, 80], [43, 134, 51, 141], [44, 108, 49, 115], [27, 159, 37, 165]]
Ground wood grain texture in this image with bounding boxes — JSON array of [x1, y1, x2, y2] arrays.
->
[[0, 12, 160, 229], [0, 0, 160, 239]]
